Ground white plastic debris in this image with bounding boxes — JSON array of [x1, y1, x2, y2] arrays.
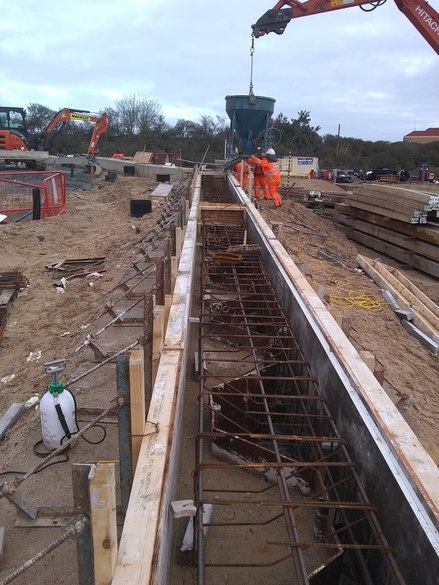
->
[[1, 374, 16, 384], [26, 350, 42, 363]]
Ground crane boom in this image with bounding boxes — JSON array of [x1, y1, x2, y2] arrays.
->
[[252, 0, 439, 54]]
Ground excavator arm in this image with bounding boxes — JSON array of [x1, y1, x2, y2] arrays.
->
[[37, 108, 110, 158], [252, 0, 439, 54]]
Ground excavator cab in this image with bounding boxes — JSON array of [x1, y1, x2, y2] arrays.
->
[[0, 107, 30, 150]]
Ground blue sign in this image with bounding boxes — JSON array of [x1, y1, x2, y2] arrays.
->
[[298, 157, 314, 165]]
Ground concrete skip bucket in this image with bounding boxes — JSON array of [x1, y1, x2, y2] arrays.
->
[[225, 94, 275, 156]]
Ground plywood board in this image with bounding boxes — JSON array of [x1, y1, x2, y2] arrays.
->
[[133, 151, 154, 164]]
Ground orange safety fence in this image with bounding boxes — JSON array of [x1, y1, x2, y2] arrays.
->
[[0, 171, 66, 221]]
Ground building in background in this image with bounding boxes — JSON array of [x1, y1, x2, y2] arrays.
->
[[403, 128, 439, 144]]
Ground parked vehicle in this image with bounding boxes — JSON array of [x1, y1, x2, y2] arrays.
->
[[363, 168, 398, 181], [336, 171, 354, 184]]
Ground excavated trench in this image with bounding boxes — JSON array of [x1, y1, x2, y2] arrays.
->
[[173, 174, 406, 585]]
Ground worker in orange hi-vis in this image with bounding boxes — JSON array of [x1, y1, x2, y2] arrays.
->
[[232, 160, 249, 190], [246, 148, 282, 206], [247, 148, 269, 200]]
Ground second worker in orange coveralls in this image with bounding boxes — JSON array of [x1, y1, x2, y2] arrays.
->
[[248, 148, 269, 200], [246, 148, 282, 207]]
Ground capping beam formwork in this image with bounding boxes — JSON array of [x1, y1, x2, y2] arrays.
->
[[196, 210, 404, 585], [226, 175, 439, 585]]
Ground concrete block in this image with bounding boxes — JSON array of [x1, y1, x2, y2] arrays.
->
[[171, 500, 197, 519], [0, 403, 25, 441], [401, 320, 439, 354], [394, 308, 415, 321], [382, 289, 400, 311]]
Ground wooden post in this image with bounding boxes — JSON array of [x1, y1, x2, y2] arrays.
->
[[153, 306, 165, 383], [143, 294, 153, 414], [247, 170, 254, 201], [89, 463, 118, 585], [176, 227, 183, 263], [359, 350, 376, 372], [170, 222, 176, 256], [155, 258, 165, 306], [129, 349, 145, 472], [72, 463, 95, 585], [116, 356, 133, 515], [164, 238, 172, 295], [335, 312, 351, 337]]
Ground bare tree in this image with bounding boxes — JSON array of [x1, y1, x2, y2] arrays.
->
[[25, 103, 56, 135], [114, 94, 165, 137]]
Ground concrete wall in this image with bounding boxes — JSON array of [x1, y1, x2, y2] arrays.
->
[[47, 155, 193, 182], [230, 176, 439, 585], [96, 157, 192, 181]]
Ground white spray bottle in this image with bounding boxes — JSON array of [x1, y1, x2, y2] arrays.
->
[[40, 359, 78, 450]]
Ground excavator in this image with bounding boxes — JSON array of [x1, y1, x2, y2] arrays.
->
[[252, 0, 439, 55], [35, 108, 110, 159], [0, 106, 110, 170]]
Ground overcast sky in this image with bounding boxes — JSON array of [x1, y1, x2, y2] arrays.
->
[[1, 0, 438, 142]]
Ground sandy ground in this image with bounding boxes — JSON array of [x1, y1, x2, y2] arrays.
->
[[258, 196, 439, 458], [0, 172, 437, 584], [0, 173, 162, 584]]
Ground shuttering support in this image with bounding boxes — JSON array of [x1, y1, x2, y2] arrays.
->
[[111, 171, 439, 585]]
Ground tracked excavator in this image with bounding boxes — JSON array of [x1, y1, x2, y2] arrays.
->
[[0, 107, 110, 170], [252, 0, 439, 54], [35, 108, 110, 159]]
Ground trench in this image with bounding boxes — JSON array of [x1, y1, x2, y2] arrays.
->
[[171, 173, 406, 585]]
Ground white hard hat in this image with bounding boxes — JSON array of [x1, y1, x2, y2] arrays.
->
[[266, 148, 275, 156]]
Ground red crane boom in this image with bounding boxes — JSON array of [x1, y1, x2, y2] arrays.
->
[[252, 0, 439, 54]]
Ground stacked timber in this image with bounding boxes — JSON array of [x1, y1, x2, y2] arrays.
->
[[344, 184, 439, 224], [335, 184, 439, 278], [280, 186, 349, 216]]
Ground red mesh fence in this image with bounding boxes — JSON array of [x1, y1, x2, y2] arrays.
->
[[0, 171, 66, 221]]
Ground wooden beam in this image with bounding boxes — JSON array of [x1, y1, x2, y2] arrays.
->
[[345, 207, 439, 246], [348, 192, 425, 215], [334, 213, 439, 261], [129, 349, 146, 472], [357, 255, 439, 341], [348, 230, 439, 278], [89, 463, 118, 585], [344, 199, 420, 223]]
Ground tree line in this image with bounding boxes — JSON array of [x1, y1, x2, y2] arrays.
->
[[25, 95, 439, 174]]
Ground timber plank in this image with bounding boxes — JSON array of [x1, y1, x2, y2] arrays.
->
[[343, 200, 420, 223], [341, 207, 439, 245], [355, 184, 437, 204], [347, 193, 424, 215], [129, 349, 146, 472], [349, 230, 439, 278], [334, 214, 439, 261], [89, 463, 118, 585], [357, 255, 439, 339]]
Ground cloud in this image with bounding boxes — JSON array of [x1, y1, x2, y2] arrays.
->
[[1, 0, 437, 142]]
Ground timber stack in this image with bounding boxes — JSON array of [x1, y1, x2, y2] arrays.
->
[[335, 183, 439, 278], [280, 185, 349, 217]]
